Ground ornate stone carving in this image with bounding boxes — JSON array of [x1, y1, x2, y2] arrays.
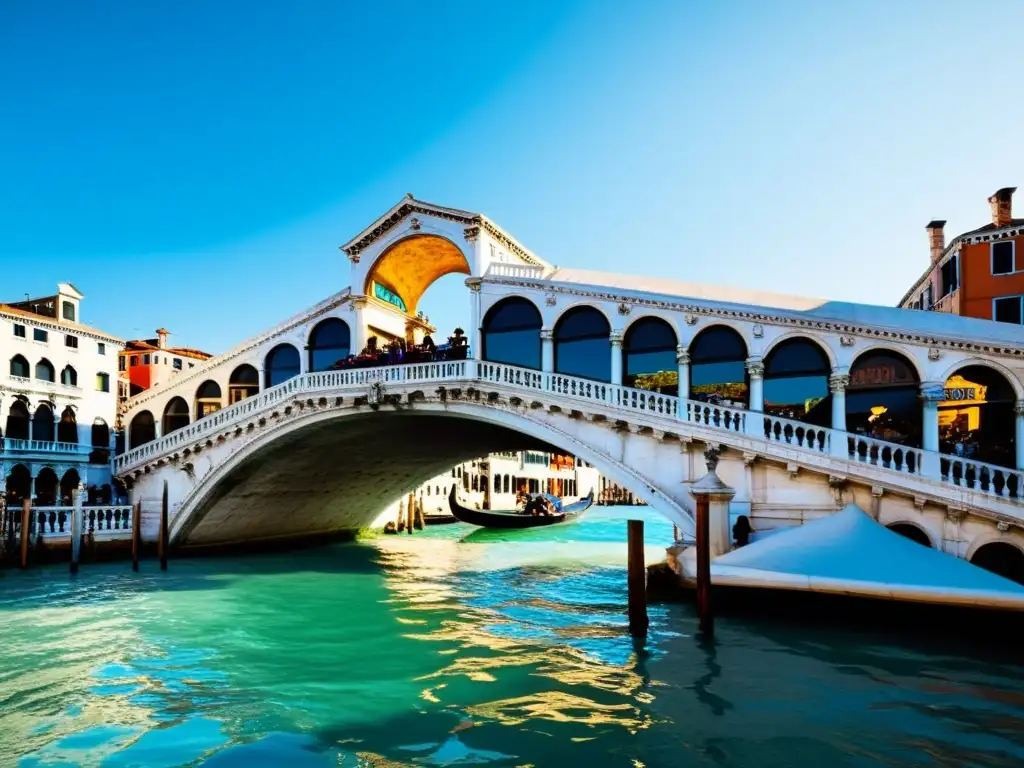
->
[[828, 373, 850, 393], [609, 332, 623, 348], [752, 323, 764, 338], [544, 293, 556, 307], [463, 225, 480, 242], [743, 451, 758, 466], [928, 347, 941, 361], [1015, 400, 1024, 416], [685, 314, 699, 326], [839, 335, 855, 347], [703, 444, 722, 471], [465, 277, 483, 293], [746, 359, 764, 379], [946, 508, 964, 525], [539, 329, 554, 341], [409, 217, 421, 231], [676, 349, 690, 365], [997, 520, 1011, 532], [618, 302, 631, 316], [368, 382, 384, 408], [918, 382, 945, 403]]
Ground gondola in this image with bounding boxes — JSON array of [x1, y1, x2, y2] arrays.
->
[[447, 486, 595, 529]]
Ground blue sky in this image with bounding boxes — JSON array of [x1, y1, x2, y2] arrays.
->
[[2, 1, 1022, 352]]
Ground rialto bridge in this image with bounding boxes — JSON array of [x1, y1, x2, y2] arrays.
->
[[117, 197, 1024, 576]]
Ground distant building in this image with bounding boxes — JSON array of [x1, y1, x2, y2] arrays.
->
[[118, 328, 213, 402], [1, 283, 122, 504], [899, 187, 1024, 324]]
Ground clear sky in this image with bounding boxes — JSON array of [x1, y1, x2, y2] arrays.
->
[[2, 0, 1022, 353]]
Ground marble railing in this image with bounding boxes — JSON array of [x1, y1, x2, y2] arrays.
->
[[485, 263, 549, 279], [114, 360, 1024, 505], [1, 505, 133, 542], [3, 438, 89, 454]]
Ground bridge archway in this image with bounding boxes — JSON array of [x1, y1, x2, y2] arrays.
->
[[308, 318, 351, 372], [847, 349, 921, 448], [554, 305, 611, 382], [970, 541, 1024, 584], [228, 364, 260, 404], [763, 337, 831, 426], [195, 381, 223, 419], [689, 325, 748, 406], [166, 402, 693, 548], [363, 234, 471, 317], [482, 297, 542, 370], [938, 363, 1016, 469], [623, 316, 678, 394], [163, 397, 190, 435], [129, 410, 156, 449], [885, 522, 933, 548], [265, 344, 300, 387]]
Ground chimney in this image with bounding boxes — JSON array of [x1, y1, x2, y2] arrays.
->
[[926, 220, 946, 264], [155, 328, 169, 350], [988, 187, 1016, 228]]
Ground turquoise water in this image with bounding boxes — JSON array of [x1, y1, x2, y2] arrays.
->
[[3, 507, 1024, 766]]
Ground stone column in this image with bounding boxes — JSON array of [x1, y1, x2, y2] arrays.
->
[[1016, 400, 1024, 470], [53, 405, 60, 444], [919, 383, 943, 454], [610, 332, 623, 386], [27, 402, 33, 442], [829, 372, 849, 432], [688, 446, 737, 558], [257, 365, 266, 392], [746, 358, 764, 412], [466, 278, 483, 362], [540, 329, 554, 373], [0, 394, 6, 447], [676, 348, 690, 400]]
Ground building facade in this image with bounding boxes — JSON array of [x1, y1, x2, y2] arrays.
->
[[118, 328, 213, 401], [1, 283, 122, 504]]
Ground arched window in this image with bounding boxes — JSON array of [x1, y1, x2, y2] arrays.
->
[[5, 464, 31, 503], [57, 406, 77, 444], [886, 523, 931, 547], [265, 344, 300, 387], [34, 467, 58, 506], [971, 542, 1024, 584], [308, 318, 351, 372], [60, 365, 77, 387], [482, 298, 542, 370], [5, 400, 29, 440], [689, 326, 748, 406], [554, 306, 611, 382], [35, 358, 55, 383], [939, 365, 1017, 469], [195, 380, 222, 419], [60, 468, 80, 504], [90, 419, 110, 465], [228, 364, 259, 404], [163, 397, 190, 435], [129, 410, 156, 449], [33, 404, 54, 442], [10, 355, 29, 379], [623, 317, 678, 393], [847, 350, 921, 447], [763, 338, 831, 426]]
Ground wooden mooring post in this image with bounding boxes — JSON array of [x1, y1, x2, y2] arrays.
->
[[694, 494, 713, 638], [131, 502, 141, 572], [158, 481, 169, 571], [70, 487, 82, 574], [627, 519, 649, 637], [406, 493, 415, 535], [19, 499, 30, 570]]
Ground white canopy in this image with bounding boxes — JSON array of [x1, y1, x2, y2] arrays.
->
[[678, 505, 1024, 610]]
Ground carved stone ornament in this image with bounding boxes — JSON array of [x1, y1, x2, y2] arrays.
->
[[746, 359, 765, 378], [368, 381, 384, 407], [685, 314, 699, 326], [463, 226, 480, 242], [676, 349, 690, 365], [919, 382, 945, 403], [409, 217, 421, 231], [997, 520, 1011, 532], [828, 373, 850, 393], [539, 328, 554, 341], [839, 335, 855, 347], [618, 302, 631, 316], [752, 323, 764, 338], [609, 332, 623, 348], [465, 277, 483, 293], [946, 508, 964, 525], [1015, 400, 1024, 416], [544, 293, 557, 307], [928, 347, 941, 361], [703, 444, 722, 471]]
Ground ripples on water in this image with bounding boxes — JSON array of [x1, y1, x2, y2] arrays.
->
[[2, 507, 1024, 766]]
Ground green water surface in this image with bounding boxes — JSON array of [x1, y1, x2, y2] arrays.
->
[[2, 507, 1023, 767]]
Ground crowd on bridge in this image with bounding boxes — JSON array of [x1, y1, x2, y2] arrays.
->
[[328, 328, 470, 370]]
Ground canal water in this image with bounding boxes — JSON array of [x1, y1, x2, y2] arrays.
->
[[3, 507, 1024, 767]]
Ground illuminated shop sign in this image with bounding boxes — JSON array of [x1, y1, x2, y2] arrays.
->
[[373, 282, 407, 312], [943, 387, 977, 401]]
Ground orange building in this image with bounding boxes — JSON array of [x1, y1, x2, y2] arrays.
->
[[899, 187, 1024, 324], [118, 328, 212, 401]]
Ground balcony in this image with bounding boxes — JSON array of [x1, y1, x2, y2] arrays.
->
[[2, 438, 91, 457]]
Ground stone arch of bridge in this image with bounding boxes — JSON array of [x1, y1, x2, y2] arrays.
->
[[362, 233, 472, 317], [166, 401, 694, 547]]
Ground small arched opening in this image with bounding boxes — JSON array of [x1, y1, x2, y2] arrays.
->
[[33, 404, 54, 442], [90, 419, 110, 465], [265, 344, 300, 387], [308, 318, 352, 372], [886, 523, 932, 548], [129, 410, 156, 449], [163, 396, 190, 435], [624, 317, 678, 394], [763, 337, 831, 426], [60, 365, 77, 387], [6, 399, 29, 441], [57, 406, 77, 444], [971, 542, 1024, 585], [10, 354, 29, 379], [35, 358, 55, 383], [939, 364, 1017, 469], [60, 468, 81, 505], [554, 306, 611, 382], [482, 297, 543, 370], [363, 234, 472, 318], [847, 350, 921, 447], [228, 364, 260, 404], [5, 464, 31, 505], [35, 467, 58, 506], [689, 326, 748, 407], [195, 381, 223, 420]]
